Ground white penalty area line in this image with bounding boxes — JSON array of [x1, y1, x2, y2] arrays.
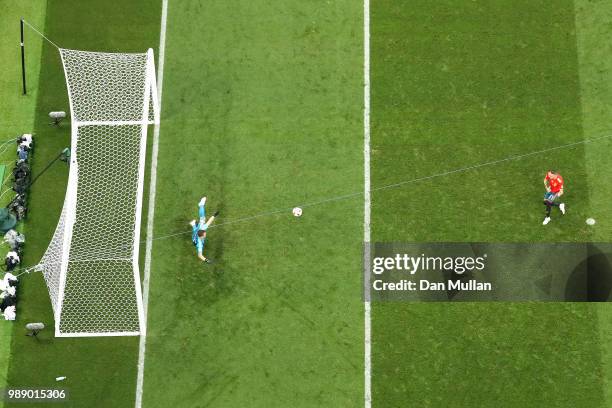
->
[[135, 0, 168, 407], [363, 0, 372, 407]]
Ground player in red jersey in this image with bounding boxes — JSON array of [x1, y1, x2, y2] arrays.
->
[[542, 170, 565, 225]]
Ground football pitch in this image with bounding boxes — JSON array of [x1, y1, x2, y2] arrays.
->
[[2, 0, 612, 407]]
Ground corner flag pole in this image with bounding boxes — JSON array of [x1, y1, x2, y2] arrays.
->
[[20, 18, 26, 95]]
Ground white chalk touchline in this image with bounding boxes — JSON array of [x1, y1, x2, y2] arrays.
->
[[363, 0, 372, 407]]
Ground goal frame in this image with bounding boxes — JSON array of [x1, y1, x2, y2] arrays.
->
[[46, 48, 159, 337]]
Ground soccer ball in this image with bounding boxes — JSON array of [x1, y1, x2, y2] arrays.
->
[[586, 218, 596, 226], [292, 207, 302, 217]]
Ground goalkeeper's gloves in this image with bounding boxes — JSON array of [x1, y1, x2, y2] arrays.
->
[[213, 211, 220, 217]]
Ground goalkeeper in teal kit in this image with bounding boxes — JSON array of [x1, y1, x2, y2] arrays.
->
[[190, 197, 219, 264]]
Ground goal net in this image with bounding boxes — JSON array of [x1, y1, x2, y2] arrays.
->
[[37, 48, 159, 337]]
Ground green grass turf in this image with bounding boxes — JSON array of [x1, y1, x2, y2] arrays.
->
[[4, 1, 160, 407], [0, 1, 47, 406], [10, 1, 612, 406], [371, 1, 610, 407], [575, 0, 612, 405], [576, 0, 612, 244], [139, 1, 364, 406]]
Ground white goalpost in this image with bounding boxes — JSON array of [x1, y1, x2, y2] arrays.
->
[[36, 48, 160, 337]]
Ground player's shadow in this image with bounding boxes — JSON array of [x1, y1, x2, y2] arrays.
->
[[565, 244, 612, 301]]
